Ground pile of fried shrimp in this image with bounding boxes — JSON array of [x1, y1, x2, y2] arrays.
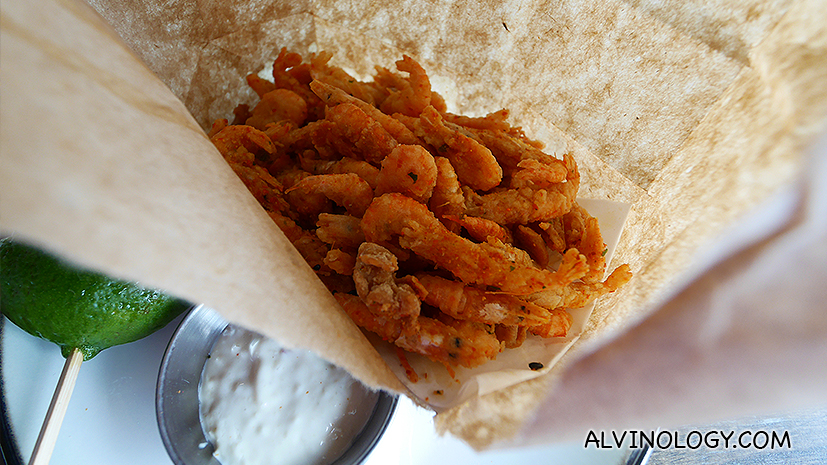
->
[[208, 48, 632, 380]]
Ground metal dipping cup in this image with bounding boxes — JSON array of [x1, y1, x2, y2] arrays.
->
[[156, 305, 397, 465]]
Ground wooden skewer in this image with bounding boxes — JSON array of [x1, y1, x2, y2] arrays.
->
[[29, 347, 84, 465]]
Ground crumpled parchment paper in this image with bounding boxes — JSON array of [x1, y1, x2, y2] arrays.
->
[[2, 0, 826, 449]]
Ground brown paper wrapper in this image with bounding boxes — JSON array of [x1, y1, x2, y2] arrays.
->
[[2, 0, 826, 449]]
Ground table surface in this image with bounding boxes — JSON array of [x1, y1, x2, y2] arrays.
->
[[1, 315, 629, 465], [4, 314, 825, 465]]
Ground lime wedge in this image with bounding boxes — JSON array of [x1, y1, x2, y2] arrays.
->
[[0, 238, 190, 360]]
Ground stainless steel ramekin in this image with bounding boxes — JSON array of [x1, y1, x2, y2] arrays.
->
[[156, 305, 397, 465]]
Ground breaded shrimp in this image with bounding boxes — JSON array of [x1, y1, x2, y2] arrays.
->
[[361, 193, 588, 295], [513, 224, 550, 268], [271, 48, 324, 121], [267, 210, 329, 272], [395, 315, 501, 371], [546, 153, 580, 204], [287, 173, 374, 217], [528, 308, 574, 338], [467, 126, 566, 178], [300, 156, 381, 189], [510, 158, 567, 188], [323, 248, 357, 276], [443, 215, 511, 244], [335, 293, 406, 341], [226, 158, 289, 213], [560, 264, 632, 308], [319, 103, 397, 164], [376, 145, 438, 203], [310, 80, 420, 145], [463, 154, 578, 224], [245, 88, 308, 130], [528, 264, 632, 311], [353, 242, 421, 325], [276, 168, 331, 219], [463, 186, 573, 225], [245, 73, 276, 98], [562, 203, 607, 283], [309, 51, 379, 106], [334, 293, 501, 371], [414, 106, 503, 191], [208, 118, 229, 138], [538, 218, 567, 253], [429, 156, 465, 220], [494, 324, 528, 349], [316, 213, 365, 249], [415, 274, 554, 327], [215, 138, 288, 213], [444, 109, 512, 131], [377, 55, 432, 117], [210, 124, 276, 158]]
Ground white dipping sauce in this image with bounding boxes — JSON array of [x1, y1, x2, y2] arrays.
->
[[199, 326, 379, 465]]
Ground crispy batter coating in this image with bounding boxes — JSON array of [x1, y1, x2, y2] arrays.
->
[[416, 274, 556, 327], [409, 106, 503, 191], [211, 50, 631, 378], [353, 243, 421, 329], [286, 173, 373, 217], [376, 145, 438, 203], [245, 88, 308, 130]]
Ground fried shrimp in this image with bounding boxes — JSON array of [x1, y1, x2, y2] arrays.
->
[[208, 118, 228, 138], [513, 224, 550, 268], [561, 203, 607, 283], [463, 186, 574, 225], [429, 156, 465, 220], [267, 210, 329, 272], [352, 242, 421, 324], [528, 264, 632, 311], [376, 55, 432, 117], [226, 162, 288, 213], [335, 293, 406, 341], [286, 173, 374, 217], [245, 88, 308, 130], [320, 102, 397, 164], [214, 48, 632, 379], [444, 109, 511, 131], [323, 248, 357, 275], [271, 48, 324, 121], [335, 293, 500, 372], [443, 214, 511, 244], [412, 106, 502, 191], [510, 158, 567, 188], [246, 73, 276, 98], [310, 80, 419, 145], [495, 324, 528, 349], [362, 193, 588, 295], [376, 144, 438, 203], [310, 51, 378, 106], [210, 124, 276, 158], [316, 213, 365, 248], [528, 308, 574, 338], [467, 126, 565, 178], [396, 315, 501, 372], [276, 168, 331, 219], [415, 274, 553, 327], [300, 156, 381, 189]]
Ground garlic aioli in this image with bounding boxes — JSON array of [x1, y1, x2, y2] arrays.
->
[[198, 326, 379, 465]]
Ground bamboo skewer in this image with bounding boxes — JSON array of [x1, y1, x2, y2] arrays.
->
[[29, 347, 84, 465]]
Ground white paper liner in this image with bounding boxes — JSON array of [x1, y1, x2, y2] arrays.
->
[[370, 198, 631, 411]]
